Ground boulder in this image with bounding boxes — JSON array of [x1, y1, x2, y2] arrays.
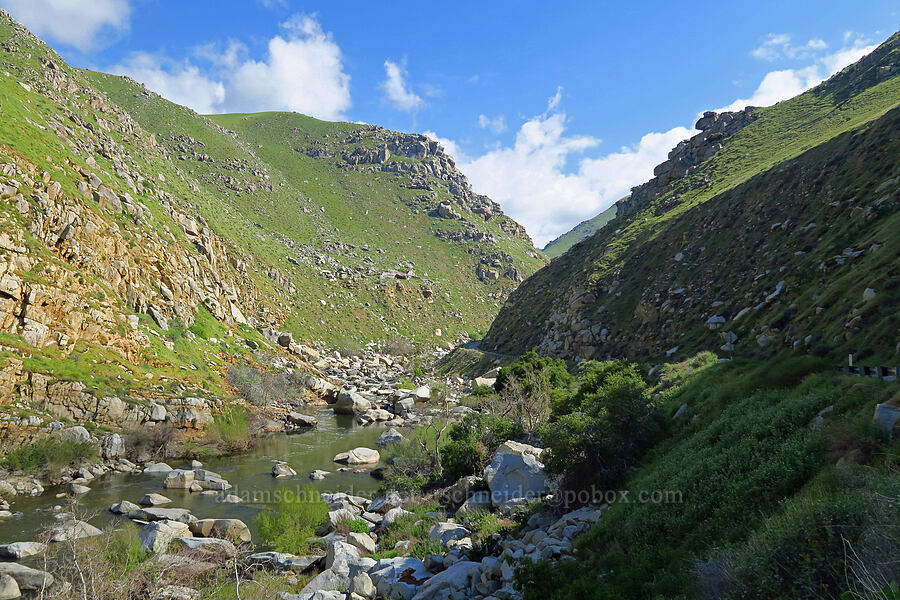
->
[[0, 542, 45, 560], [413, 386, 431, 401], [0, 481, 15, 498], [357, 408, 394, 424], [49, 520, 102, 542], [496, 440, 544, 459], [456, 491, 491, 518], [287, 412, 318, 427], [139, 520, 191, 554], [347, 532, 376, 555], [325, 540, 360, 569], [0, 563, 52, 591], [483, 451, 547, 504], [56, 425, 91, 443], [411, 561, 480, 600], [333, 447, 380, 465], [70, 483, 91, 495], [144, 462, 173, 474], [272, 462, 297, 478], [351, 572, 377, 598], [128, 507, 194, 523], [429, 522, 471, 546], [176, 537, 236, 558], [152, 585, 198, 600], [369, 557, 431, 600], [873, 403, 900, 437], [189, 518, 251, 543], [139, 493, 172, 506], [0, 574, 18, 600], [309, 470, 330, 480], [376, 427, 404, 447], [164, 470, 195, 489], [381, 507, 412, 527], [110, 500, 140, 514], [335, 390, 372, 415], [368, 491, 402, 514], [101, 433, 125, 459]]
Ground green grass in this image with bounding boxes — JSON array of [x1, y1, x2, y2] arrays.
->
[[255, 485, 329, 555], [1, 436, 97, 473], [517, 356, 900, 599], [542, 205, 616, 259]]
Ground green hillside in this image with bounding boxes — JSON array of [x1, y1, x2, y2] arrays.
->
[[542, 205, 617, 259], [484, 31, 900, 364]]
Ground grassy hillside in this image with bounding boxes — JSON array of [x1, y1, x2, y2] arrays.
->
[[542, 205, 617, 259], [484, 31, 900, 364], [83, 73, 544, 348]]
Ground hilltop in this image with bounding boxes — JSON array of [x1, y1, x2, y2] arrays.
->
[[541, 205, 616, 259], [484, 31, 900, 365]]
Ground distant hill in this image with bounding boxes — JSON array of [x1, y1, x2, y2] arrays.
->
[[542, 205, 617, 259]]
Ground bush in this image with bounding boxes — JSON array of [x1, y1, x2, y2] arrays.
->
[[227, 364, 297, 406], [256, 485, 329, 554], [2, 436, 96, 472], [441, 412, 524, 481], [209, 406, 252, 452], [539, 361, 661, 499], [380, 424, 449, 492]]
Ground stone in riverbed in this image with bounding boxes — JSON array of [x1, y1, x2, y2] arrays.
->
[[272, 462, 297, 478], [334, 390, 372, 415], [287, 412, 318, 427], [333, 447, 379, 465], [49, 520, 102, 542], [0, 573, 18, 600], [139, 493, 172, 506], [110, 500, 140, 514], [309, 469, 330, 480], [189, 518, 252, 543], [139, 520, 191, 554], [176, 537, 236, 558], [0, 542, 46, 560], [0, 563, 52, 591], [128, 507, 194, 523], [164, 469, 195, 489], [69, 483, 91, 495], [144, 462, 173, 474]]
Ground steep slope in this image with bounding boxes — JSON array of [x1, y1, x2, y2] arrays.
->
[[484, 32, 900, 363], [84, 74, 545, 347], [542, 205, 616, 259], [0, 9, 540, 444]]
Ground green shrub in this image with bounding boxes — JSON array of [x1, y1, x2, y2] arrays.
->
[[539, 361, 661, 498], [2, 436, 97, 472], [441, 412, 524, 481], [256, 485, 328, 554], [210, 406, 252, 452], [496, 351, 573, 410], [344, 519, 370, 534]]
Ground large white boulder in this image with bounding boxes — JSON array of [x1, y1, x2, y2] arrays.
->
[[483, 451, 547, 504], [429, 522, 471, 546], [139, 520, 191, 554], [334, 390, 371, 415], [411, 560, 481, 600], [333, 447, 380, 465], [369, 557, 431, 600]]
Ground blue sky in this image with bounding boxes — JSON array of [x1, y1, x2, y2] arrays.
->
[[3, 1, 898, 246]]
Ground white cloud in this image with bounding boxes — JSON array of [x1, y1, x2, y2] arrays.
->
[[111, 14, 352, 120], [477, 114, 507, 134], [226, 15, 351, 119], [1, 0, 130, 53], [429, 91, 692, 247], [718, 38, 877, 112], [110, 53, 226, 114], [750, 33, 828, 62], [381, 60, 424, 112]]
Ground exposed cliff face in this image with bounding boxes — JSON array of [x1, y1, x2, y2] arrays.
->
[[484, 32, 900, 364], [616, 107, 758, 218]]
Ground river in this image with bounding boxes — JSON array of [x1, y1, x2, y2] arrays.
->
[[0, 408, 389, 545]]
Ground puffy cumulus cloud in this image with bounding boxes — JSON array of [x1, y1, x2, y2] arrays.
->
[[1, 0, 130, 53], [226, 14, 351, 119], [751, 33, 828, 62], [427, 92, 692, 247], [110, 14, 351, 120], [718, 38, 877, 112], [111, 53, 225, 114], [478, 113, 507, 134], [381, 60, 424, 112]]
